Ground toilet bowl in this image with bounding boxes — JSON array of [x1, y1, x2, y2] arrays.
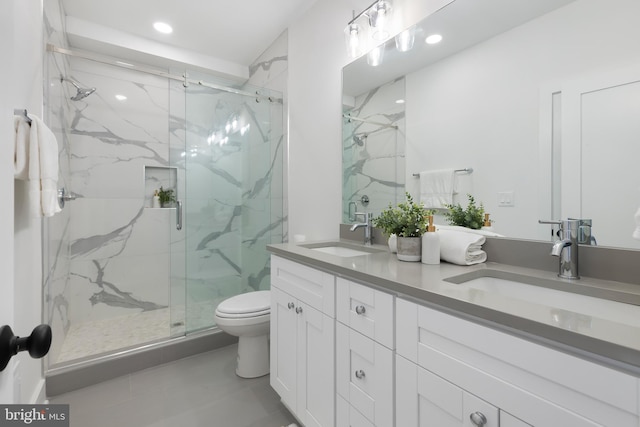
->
[[214, 290, 271, 378]]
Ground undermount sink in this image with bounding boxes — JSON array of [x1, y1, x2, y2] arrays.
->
[[445, 270, 640, 327], [299, 242, 385, 257]]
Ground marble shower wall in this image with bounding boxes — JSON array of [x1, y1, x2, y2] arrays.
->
[[174, 69, 284, 333], [248, 30, 288, 244], [59, 59, 284, 336], [43, 0, 73, 367], [43, 0, 285, 361], [65, 59, 172, 328], [343, 77, 406, 222]]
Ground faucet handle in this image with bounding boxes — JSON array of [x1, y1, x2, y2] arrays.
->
[[538, 220, 562, 225]]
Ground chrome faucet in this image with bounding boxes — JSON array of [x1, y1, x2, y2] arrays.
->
[[350, 212, 373, 246], [539, 219, 580, 279]]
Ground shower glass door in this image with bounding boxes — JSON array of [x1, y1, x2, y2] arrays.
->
[[172, 71, 284, 334]]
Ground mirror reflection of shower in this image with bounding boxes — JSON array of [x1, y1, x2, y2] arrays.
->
[[61, 77, 96, 101]]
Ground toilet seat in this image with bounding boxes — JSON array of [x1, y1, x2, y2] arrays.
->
[[215, 290, 271, 318]]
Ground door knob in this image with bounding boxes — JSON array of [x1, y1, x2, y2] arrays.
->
[[0, 324, 52, 372]]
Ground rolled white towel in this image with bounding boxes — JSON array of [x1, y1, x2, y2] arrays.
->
[[633, 208, 640, 240], [435, 224, 504, 237], [438, 229, 487, 265]]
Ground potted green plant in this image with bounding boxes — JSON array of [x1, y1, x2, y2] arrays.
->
[[444, 194, 485, 229], [373, 192, 432, 261], [157, 186, 176, 208]]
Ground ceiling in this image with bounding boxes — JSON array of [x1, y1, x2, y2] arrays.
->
[[60, 0, 320, 67]]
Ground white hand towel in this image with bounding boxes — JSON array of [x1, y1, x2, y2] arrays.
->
[[419, 169, 456, 209], [14, 114, 61, 217], [14, 115, 30, 178], [633, 208, 640, 240], [438, 229, 487, 265]]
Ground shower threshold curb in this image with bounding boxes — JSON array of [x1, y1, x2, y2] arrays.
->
[[45, 329, 237, 397]]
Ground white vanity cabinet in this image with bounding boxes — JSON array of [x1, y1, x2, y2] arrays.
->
[[336, 278, 394, 427], [396, 298, 640, 427], [270, 256, 335, 427]]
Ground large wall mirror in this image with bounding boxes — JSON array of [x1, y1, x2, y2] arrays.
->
[[342, 0, 640, 250]]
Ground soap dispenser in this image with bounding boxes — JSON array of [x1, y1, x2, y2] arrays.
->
[[421, 215, 440, 265], [152, 190, 161, 208], [482, 213, 493, 232]]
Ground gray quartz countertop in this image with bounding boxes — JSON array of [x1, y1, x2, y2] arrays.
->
[[267, 240, 640, 376]]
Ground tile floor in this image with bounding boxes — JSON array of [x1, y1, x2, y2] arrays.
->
[[48, 344, 298, 427]]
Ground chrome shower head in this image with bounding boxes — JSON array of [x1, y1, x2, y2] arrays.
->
[[62, 78, 96, 101]]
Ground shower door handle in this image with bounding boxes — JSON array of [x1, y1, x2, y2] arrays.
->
[[176, 200, 183, 230]]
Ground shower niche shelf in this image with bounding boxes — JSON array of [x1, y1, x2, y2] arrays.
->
[[144, 166, 178, 208]]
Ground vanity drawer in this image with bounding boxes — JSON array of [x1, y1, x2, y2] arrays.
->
[[337, 394, 374, 427], [336, 322, 393, 427], [271, 255, 335, 316], [336, 277, 394, 349]]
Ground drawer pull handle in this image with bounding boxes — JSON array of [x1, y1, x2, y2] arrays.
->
[[470, 411, 487, 427], [295, 306, 303, 314], [355, 305, 366, 315], [287, 302, 295, 310], [355, 369, 366, 379]]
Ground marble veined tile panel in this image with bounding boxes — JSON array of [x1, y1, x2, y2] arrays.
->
[[248, 30, 287, 88], [69, 252, 169, 324], [69, 198, 164, 260]]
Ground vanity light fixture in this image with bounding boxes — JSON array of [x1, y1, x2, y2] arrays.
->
[[344, 0, 394, 59], [153, 22, 173, 34], [425, 34, 443, 45], [345, 23, 364, 59]]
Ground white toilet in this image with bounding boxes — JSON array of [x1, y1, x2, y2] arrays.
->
[[214, 290, 271, 378]]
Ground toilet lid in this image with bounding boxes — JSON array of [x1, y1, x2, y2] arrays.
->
[[216, 290, 271, 316]]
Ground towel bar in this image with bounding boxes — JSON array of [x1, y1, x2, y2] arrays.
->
[[412, 168, 473, 177], [14, 108, 32, 126]]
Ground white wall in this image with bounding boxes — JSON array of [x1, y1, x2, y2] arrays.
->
[[288, 0, 372, 241], [0, 0, 17, 405], [1, 0, 45, 404]]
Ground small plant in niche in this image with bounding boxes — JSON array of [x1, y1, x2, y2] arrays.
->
[[157, 186, 176, 208], [444, 194, 485, 230], [373, 192, 433, 237]]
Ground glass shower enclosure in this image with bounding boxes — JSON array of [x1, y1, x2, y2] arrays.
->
[[43, 49, 284, 367]]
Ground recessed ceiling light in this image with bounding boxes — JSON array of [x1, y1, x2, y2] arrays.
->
[[425, 34, 443, 45], [395, 99, 405, 104], [115, 94, 127, 101], [153, 22, 173, 34]]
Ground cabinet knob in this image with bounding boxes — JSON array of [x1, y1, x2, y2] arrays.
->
[[287, 302, 295, 310], [355, 369, 366, 379], [295, 306, 303, 314], [355, 305, 366, 315], [470, 411, 487, 427]]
